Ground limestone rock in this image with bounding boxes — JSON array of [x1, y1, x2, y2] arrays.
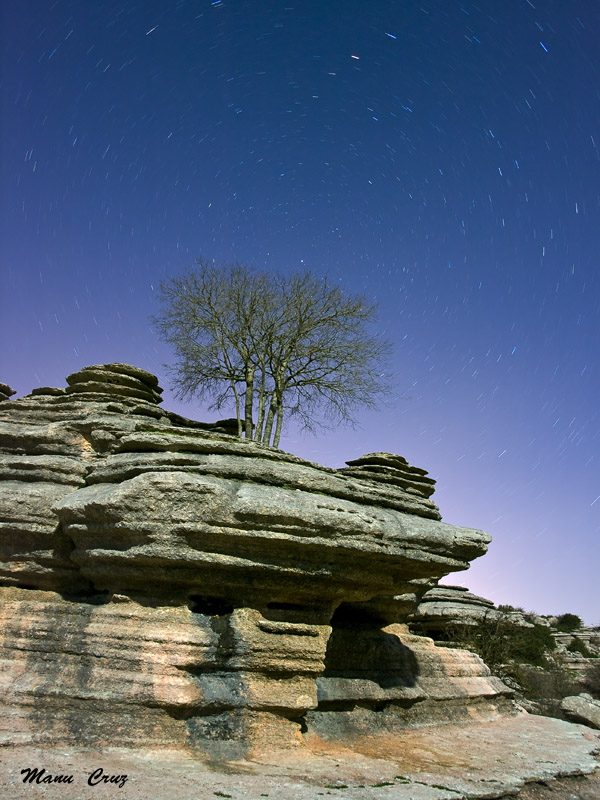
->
[[67, 362, 161, 388], [0, 364, 513, 760], [1, 715, 598, 799], [554, 629, 600, 664], [560, 693, 600, 729], [0, 368, 172, 589], [0, 587, 330, 756], [0, 482, 85, 590], [0, 453, 88, 485], [90, 433, 443, 520], [53, 469, 487, 608], [308, 621, 513, 740]]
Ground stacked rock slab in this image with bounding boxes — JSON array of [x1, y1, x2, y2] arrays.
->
[[65, 362, 164, 405], [0, 365, 513, 760], [339, 451, 437, 499]]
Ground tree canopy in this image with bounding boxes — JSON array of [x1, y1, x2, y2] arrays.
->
[[152, 261, 391, 447]]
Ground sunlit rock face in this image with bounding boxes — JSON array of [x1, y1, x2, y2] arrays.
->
[[0, 364, 511, 759]]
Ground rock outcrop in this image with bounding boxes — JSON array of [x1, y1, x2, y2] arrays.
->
[[554, 629, 600, 669], [0, 364, 528, 760]]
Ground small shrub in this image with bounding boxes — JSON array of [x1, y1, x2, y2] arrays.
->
[[566, 638, 593, 657], [556, 613, 583, 632], [508, 623, 556, 666], [427, 614, 555, 668]]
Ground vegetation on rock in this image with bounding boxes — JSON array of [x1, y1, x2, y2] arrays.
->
[[431, 613, 555, 669], [555, 613, 584, 632], [152, 261, 391, 447], [567, 638, 594, 658], [423, 602, 599, 722]]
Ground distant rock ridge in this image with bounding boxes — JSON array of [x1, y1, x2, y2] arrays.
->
[[409, 584, 540, 634], [0, 364, 535, 760]]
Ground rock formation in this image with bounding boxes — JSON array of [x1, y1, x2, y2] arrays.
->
[[0, 364, 538, 760], [409, 584, 540, 636]]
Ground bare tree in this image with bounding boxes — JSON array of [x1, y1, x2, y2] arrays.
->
[[153, 260, 391, 447]]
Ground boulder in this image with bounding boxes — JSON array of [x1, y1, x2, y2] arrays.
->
[[560, 693, 600, 729], [0, 382, 16, 402]]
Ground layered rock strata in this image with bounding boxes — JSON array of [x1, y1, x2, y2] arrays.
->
[[307, 619, 512, 744], [339, 451, 437, 499], [65, 362, 164, 404], [0, 365, 513, 759]]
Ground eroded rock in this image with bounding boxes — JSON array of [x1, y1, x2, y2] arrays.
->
[[0, 363, 561, 763]]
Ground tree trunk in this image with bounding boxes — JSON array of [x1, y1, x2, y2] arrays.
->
[[244, 366, 255, 439], [261, 394, 278, 445], [254, 370, 267, 441], [272, 401, 285, 448], [263, 368, 286, 446], [231, 383, 242, 437]]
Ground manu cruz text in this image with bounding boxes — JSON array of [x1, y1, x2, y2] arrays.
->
[[20, 766, 128, 788]]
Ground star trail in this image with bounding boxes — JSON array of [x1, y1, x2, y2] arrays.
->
[[1, 1, 598, 621]]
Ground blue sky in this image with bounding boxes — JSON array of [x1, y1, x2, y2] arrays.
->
[[1, 0, 598, 622]]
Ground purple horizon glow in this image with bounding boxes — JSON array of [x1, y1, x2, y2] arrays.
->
[[1, 1, 598, 623]]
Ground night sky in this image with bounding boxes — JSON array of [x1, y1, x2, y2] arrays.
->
[[1, 1, 599, 623]]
